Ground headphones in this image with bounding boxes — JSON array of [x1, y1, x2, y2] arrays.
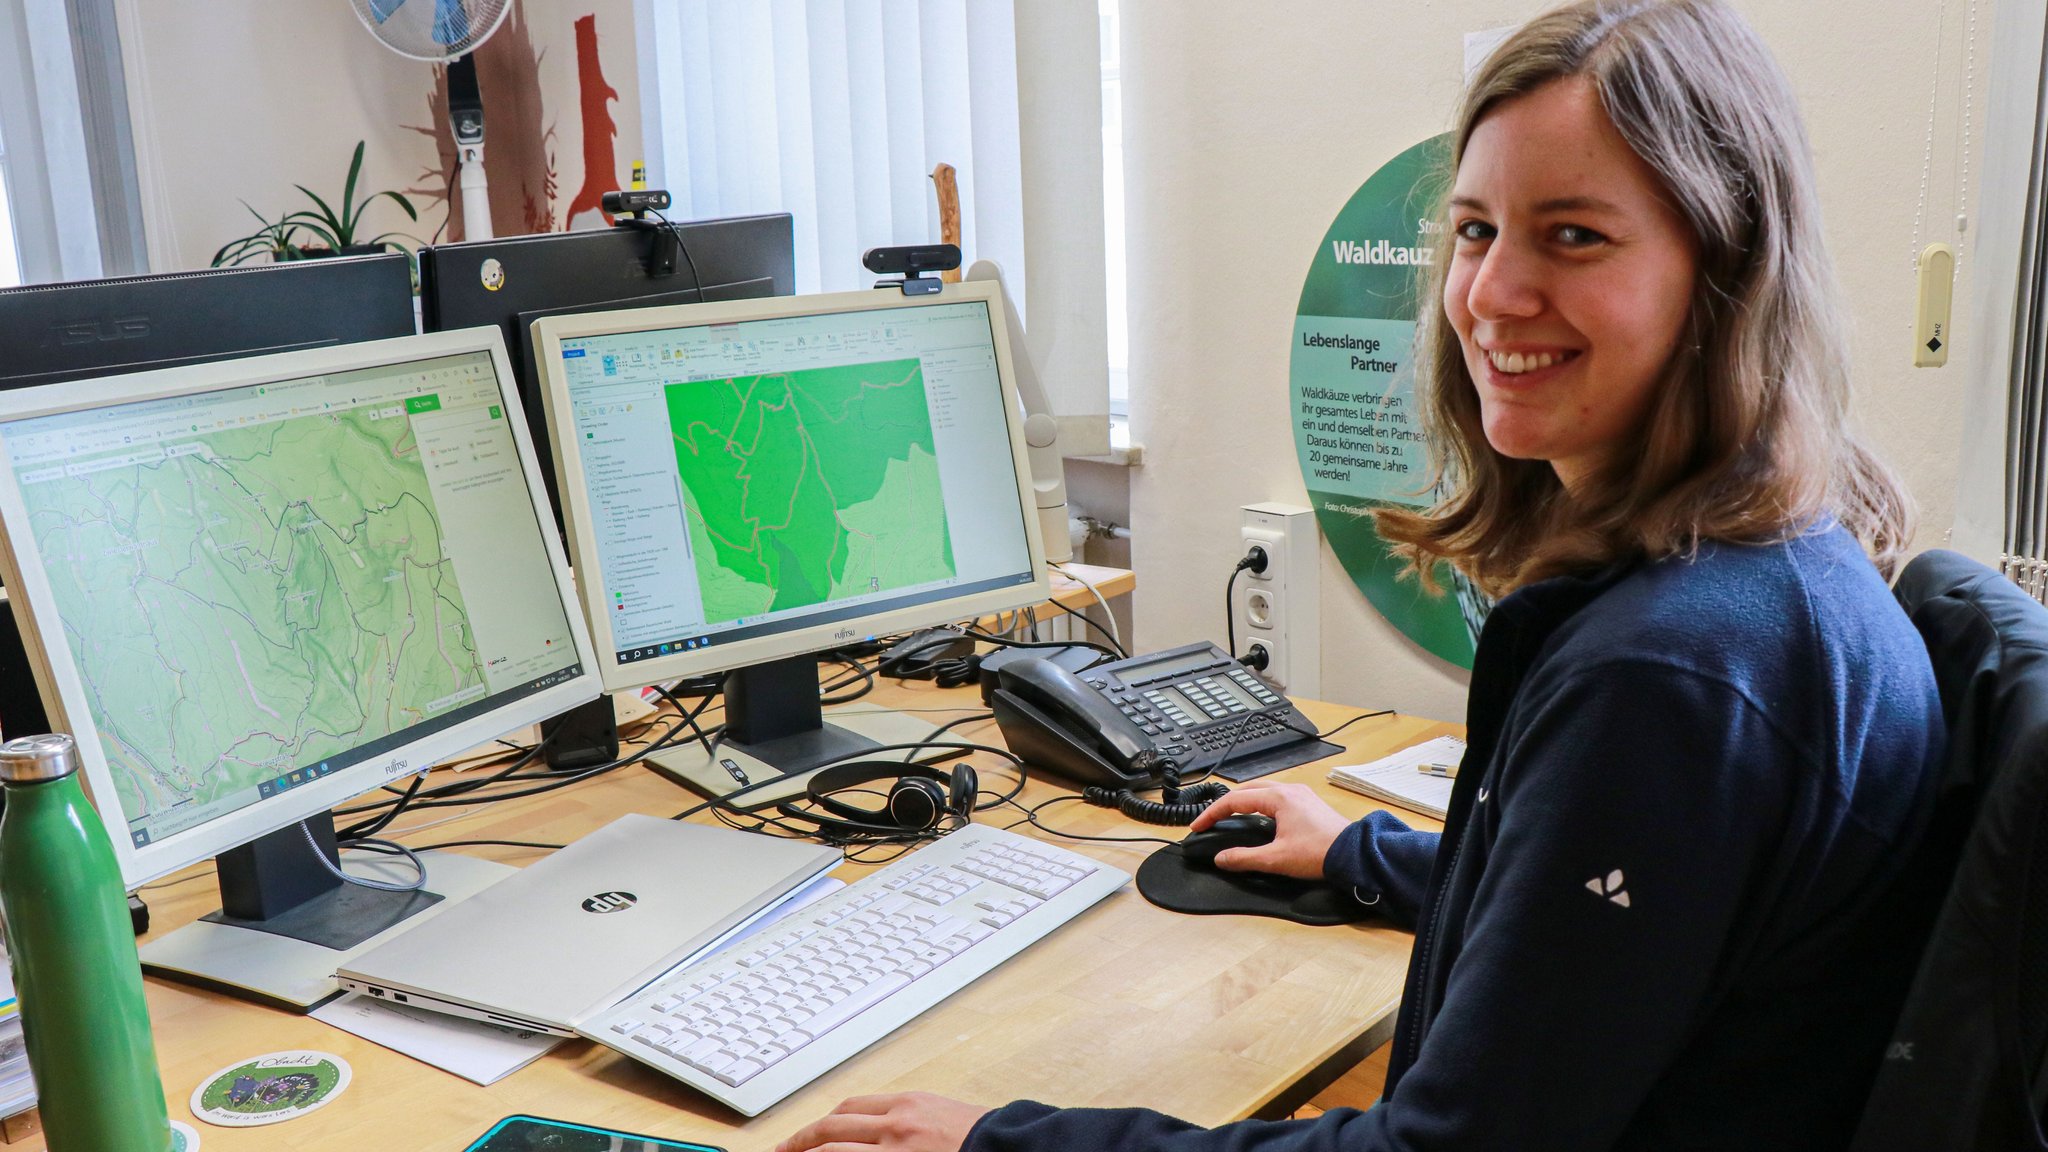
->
[[782, 762, 979, 838]]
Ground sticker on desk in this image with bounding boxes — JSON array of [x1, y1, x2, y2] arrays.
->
[[191, 1050, 351, 1127], [170, 1119, 201, 1150]]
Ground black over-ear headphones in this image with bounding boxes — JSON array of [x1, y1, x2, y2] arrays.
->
[[784, 762, 979, 837]]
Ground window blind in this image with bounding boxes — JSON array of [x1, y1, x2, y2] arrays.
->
[[633, 0, 1111, 456]]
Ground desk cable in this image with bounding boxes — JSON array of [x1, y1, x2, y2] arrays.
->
[[1046, 561, 1128, 658], [334, 691, 722, 844]]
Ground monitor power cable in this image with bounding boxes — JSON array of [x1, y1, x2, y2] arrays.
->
[[299, 821, 428, 893]]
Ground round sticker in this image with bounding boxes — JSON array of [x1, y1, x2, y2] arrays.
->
[[191, 1050, 351, 1128], [171, 1119, 201, 1150], [480, 257, 506, 292], [1290, 134, 1489, 668]]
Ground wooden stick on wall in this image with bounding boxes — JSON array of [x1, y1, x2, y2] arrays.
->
[[932, 162, 962, 283]]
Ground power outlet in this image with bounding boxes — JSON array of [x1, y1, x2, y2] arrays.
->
[[1236, 503, 1321, 696]]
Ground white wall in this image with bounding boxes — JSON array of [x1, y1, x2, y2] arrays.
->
[[114, 0, 643, 273], [1119, 0, 1990, 721]]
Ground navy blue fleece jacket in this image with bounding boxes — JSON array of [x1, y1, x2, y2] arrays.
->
[[964, 525, 1943, 1151]]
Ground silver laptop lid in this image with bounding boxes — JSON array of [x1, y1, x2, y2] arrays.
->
[[337, 814, 840, 1029]]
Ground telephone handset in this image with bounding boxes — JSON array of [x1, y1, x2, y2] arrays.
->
[[989, 641, 1311, 789], [989, 657, 1169, 789]]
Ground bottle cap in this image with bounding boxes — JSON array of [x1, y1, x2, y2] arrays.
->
[[0, 733, 79, 783]]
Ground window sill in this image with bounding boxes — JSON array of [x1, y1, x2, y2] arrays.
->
[[1066, 414, 1142, 467]]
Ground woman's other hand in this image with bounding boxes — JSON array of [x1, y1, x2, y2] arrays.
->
[[777, 1092, 993, 1152], [1187, 780, 1352, 878]]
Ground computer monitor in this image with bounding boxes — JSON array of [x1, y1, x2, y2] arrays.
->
[[0, 253, 417, 390], [531, 281, 1050, 805], [418, 215, 796, 528], [0, 254, 419, 741], [0, 328, 603, 1008]]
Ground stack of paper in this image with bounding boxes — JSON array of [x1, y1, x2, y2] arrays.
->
[[1327, 735, 1467, 820], [0, 942, 34, 1118]]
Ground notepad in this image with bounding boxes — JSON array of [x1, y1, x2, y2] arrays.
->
[[1327, 735, 1467, 820]]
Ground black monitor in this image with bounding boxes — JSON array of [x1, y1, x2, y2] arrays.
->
[[0, 254, 417, 390], [0, 255, 418, 740], [417, 214, 796, 528]]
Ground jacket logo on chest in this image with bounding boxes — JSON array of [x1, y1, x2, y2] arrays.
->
[[1586, 869, 1631, 908]]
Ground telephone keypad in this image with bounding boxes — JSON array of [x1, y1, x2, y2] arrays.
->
[[1080, 641, 1313, 777]]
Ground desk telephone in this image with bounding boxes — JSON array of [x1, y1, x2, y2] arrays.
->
[[989, 641, 1315, 788]]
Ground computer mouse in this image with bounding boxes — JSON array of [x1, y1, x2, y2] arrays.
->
[[1178, 813, 1277, 868]]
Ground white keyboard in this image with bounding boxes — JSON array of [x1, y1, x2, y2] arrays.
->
[[576, 824, 1127, 1116]]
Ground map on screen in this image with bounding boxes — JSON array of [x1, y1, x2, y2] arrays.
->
[[666, 358, 957, 624], [16, 401, 484, 837]]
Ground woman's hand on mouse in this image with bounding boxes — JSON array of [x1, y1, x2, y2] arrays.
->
[[1188, 781, 1351, 879]]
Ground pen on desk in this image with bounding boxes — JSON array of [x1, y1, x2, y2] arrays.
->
[[1417, 762, 1459, 779]]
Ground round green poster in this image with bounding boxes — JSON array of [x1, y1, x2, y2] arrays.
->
[[1292, 134, 1484, 669]]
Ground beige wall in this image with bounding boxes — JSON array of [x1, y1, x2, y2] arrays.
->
[[115, 0, 643, 274], [1119, 0, 1988, 721]]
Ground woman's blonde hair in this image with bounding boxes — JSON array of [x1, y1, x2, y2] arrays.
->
[[1375, 0, 1911, 597]]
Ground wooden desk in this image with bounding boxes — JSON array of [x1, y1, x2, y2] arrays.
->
[[119, 684, 1454, 1152]]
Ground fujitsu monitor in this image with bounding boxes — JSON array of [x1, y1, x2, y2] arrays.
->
[[0, 329, 602, 1008], [531, 281, 1049, 806]]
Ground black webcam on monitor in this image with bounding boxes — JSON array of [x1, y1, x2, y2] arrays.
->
[[864, 244, 960, 295]]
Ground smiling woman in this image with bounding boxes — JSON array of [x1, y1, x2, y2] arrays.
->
[[1376, 0, 1912, 597], [774, 3, 1947, 1150], [1440, 80, 1700, 495]]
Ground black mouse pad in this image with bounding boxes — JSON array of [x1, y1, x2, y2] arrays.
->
[[1136, 843, 1376, 926]]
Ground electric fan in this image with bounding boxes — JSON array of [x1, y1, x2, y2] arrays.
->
[[348, 0, 516, 239]]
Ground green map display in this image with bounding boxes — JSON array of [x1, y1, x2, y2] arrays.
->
[[18, 405, 484, 836], [666, 359, 956, 624]]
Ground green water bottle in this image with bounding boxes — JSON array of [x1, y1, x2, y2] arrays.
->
[[0, 733, 171, 1152]]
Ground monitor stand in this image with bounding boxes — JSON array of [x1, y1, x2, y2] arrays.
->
[[139, 814, 512, 1011], [645, 653, 961, 811]]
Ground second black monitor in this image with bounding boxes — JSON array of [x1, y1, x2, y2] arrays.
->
[[419, 214, 796, 525]]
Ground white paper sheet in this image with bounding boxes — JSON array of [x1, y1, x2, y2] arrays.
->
[[312, 992, 560, 1086], [1327, 735, 1467, 820]]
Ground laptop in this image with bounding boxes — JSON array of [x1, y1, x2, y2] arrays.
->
[[335, 814, 841, 1035]]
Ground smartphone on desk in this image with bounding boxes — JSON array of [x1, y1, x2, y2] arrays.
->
[[989, 641, 1319, 786], [462, 1114, 726, 1151]]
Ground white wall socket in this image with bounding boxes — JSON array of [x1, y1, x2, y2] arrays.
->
[[1237, 503, 1321, 697]]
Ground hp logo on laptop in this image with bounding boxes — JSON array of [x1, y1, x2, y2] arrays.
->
[[581, 891, 638, 914]]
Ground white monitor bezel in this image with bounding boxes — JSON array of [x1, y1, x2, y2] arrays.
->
[[531, 281, 1052, 694], [0, 327, 605, 887]]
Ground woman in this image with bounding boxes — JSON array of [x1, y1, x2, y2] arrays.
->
[[779, 1, 1944, 1148]]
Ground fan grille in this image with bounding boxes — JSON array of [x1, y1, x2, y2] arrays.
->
[[348, 0, 514, 63]]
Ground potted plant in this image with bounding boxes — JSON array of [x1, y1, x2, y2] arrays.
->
[[211, 141, 420, 266], [211, 205, 305, 266]]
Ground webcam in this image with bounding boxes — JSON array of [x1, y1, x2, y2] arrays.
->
[[864, 244, 960, 295], [602, 189, 673, 216], [604, 188, 680, 278]]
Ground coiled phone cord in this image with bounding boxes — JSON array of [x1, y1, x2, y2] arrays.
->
[[1081, 762, 1228, 826]]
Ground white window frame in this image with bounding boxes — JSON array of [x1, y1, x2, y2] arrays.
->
[[1099, 0, 1127, 421], [0, 0, 104, 283], [1954, 0, 2048, 563]]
